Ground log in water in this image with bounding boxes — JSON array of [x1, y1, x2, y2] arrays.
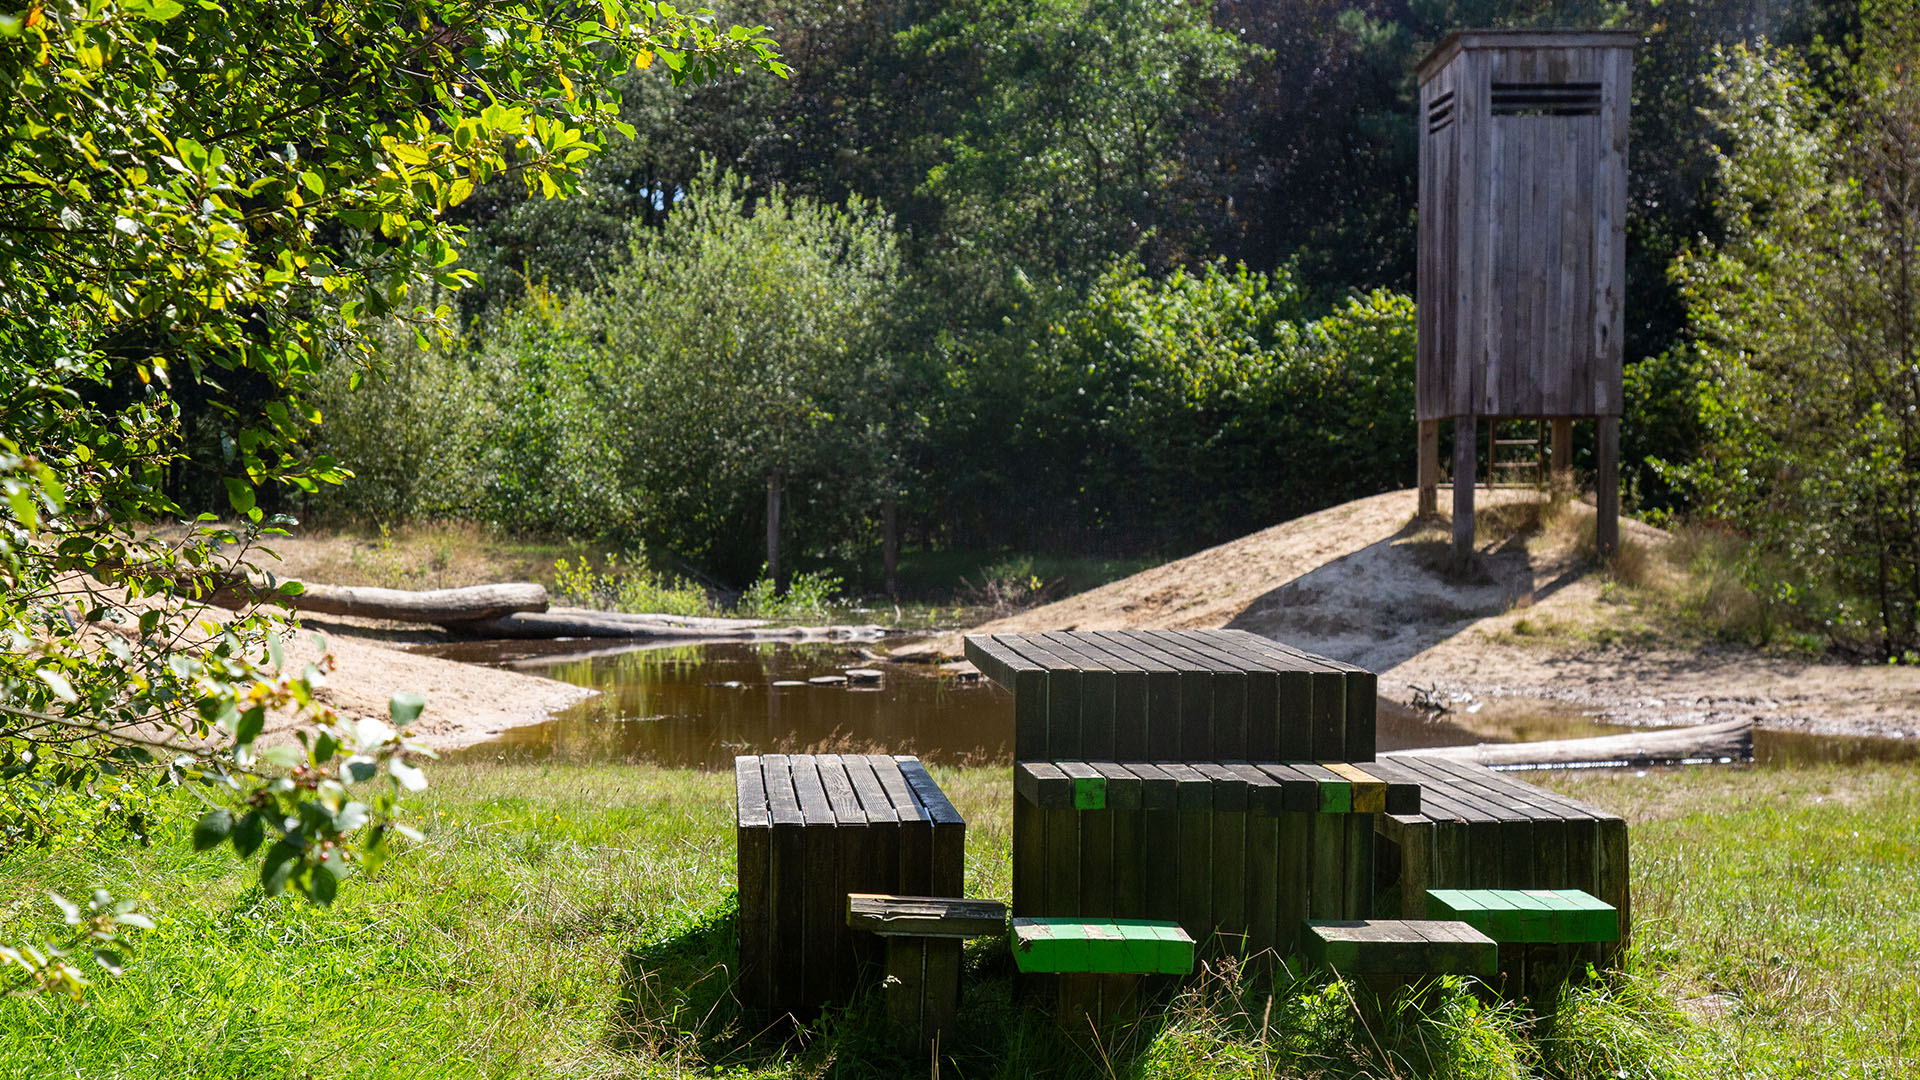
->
[[1383, 718, 1753, 769]]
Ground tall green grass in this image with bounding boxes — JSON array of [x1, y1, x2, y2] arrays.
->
[[1, 762, 1910, 1077]]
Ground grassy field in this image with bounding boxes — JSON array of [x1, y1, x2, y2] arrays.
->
[[2, 760, 1914, 1078]]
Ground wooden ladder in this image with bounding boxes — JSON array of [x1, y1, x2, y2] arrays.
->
[[1487, 419, 1546, 488]]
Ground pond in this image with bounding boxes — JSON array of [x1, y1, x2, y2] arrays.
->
[[429, 639, 1919, 770]]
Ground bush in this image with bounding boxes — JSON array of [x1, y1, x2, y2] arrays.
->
[[551, 550, 719, 617], [932, 258, 1416, 552], [735, 569, 843, 621]]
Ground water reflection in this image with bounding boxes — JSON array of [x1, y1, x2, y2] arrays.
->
[[451, 641, 1014, 769], [438, 639, 1915, 772]]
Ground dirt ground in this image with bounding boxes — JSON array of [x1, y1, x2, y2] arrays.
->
[[912, 488, 1920, 740]]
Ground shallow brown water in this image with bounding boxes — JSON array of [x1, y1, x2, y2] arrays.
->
[[432, 639, 1920, 770], [444, 641, 1015, 768]]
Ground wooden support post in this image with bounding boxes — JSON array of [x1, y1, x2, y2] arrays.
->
[[1452, 415, 1477, 567], [1418, 419, 1440, 517], [1551, 417, 1573, 484], [1595, 416, 1619, 558]]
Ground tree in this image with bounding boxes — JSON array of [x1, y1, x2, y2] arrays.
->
[[0, 0, 782, 994], [1666, 12, 1920, 656], [586, 166, 904, 583], [905, 0, 1257, 284]]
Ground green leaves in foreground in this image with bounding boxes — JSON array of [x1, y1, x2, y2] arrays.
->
[[0, 891, 153, 999]]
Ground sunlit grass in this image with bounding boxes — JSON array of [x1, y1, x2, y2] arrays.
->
[[0, 761, 1911, 1076]]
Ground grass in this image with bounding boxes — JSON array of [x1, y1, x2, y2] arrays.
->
[[3, 760, 1914, 1077]]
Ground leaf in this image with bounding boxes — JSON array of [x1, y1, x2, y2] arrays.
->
[[49, 892, 80, 923], [91, 949, 124, 976], [223, 477, 256, 515], [192, 808, 233, 851], [388, 691, 426, 725], [258, 745, 302, 768], [307, 858, 340, 906], [334, 801, 370, 832], [260, 840, 300, 897], [230, 810, 265, 856], [114, 911, 155, 931], [389, 759, 427, 792], [35, 667, 77, 703], [234, 706, 265, 746]]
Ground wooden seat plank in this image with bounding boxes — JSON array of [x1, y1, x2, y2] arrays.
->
[[1305, 919, 1497, 978]]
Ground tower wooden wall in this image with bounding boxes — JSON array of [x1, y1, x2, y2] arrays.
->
[[1414, 30, 1635, 560]]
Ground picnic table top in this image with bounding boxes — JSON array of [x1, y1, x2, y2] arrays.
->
[[964, 629, 1369, 680], [734, 753, 964, 830]]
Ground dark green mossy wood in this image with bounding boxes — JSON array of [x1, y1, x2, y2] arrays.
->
[[736, 754, 967, 1019], [1304, 919, 1497, 978]]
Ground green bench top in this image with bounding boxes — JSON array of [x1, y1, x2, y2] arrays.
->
[[1010, 918, 1196, 975], [1426, 888, 1619, 944], [1304, 920, 1498, 978]]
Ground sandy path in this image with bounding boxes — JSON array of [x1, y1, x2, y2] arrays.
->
[[286, 629, 595, 751]]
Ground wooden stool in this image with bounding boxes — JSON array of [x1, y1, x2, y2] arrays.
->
[[1304, 919, 1498, 980], [1011, 918, 1195, 1037], [1427, 888, 1619, 1001], [846, 894, 1006, 1054]]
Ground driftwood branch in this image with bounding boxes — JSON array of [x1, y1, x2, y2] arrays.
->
[[1384, 718, 1753, 769], [459, 608, 886, 642], [207, 580, 549, 623]]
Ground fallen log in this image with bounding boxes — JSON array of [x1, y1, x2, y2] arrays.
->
[[209, 580, 549, 623], [458, 608, 887, 642], [1383, 718, 1754, 770]]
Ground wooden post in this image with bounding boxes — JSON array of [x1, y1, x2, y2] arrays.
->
[[882, 498, 899, 599], [1451, 415, 1477, 567], [765, 473, 783, 592], [1418, 419, 1440, 517], [1595, 416, 1619, 557], [1551, 417, 1573, 484]]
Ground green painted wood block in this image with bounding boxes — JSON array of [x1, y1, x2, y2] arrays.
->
[[1426, 888, 1618, 944], [1073, 775, 1107, 810], [1303, 920, 1497, 978], [1010, 918, 1195, 975], [1288, 763, 1352, 814]]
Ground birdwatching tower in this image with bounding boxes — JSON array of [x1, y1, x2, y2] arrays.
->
[[1415, 29, 1635, 560]]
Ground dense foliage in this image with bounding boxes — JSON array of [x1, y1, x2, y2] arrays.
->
[[1664, 11, 1920, 657], [0, 0, 782, 992], [291, 0, 1875, 590]]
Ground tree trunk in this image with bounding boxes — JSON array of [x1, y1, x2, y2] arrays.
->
[[883, 499, 899, 598], [766, 472, 784, 594]]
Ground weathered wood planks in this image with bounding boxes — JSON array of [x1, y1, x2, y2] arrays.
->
[[1414, 30, 1636, 424], [1368, 754, 1629, 992], [1015, 760, 1415, 958], [965, 630, 1378, 763], [1304, 919, 1498, 978], [735, 753, 967, 1019]]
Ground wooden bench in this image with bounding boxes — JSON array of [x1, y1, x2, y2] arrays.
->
[[735, 753, 964, 1018], [1304, 919, 1498, 979], [1013, 759, 1416, 958], [1366, 754, 1630, 995], [846, 894, 1005, 1052], [1011, 917, 1195, 1034]]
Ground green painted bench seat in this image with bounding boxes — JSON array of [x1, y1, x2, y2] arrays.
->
[[1010, 918, 1195, 975], [1426, 888, 1619, 944], [1304, 919, 1498, 978]]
